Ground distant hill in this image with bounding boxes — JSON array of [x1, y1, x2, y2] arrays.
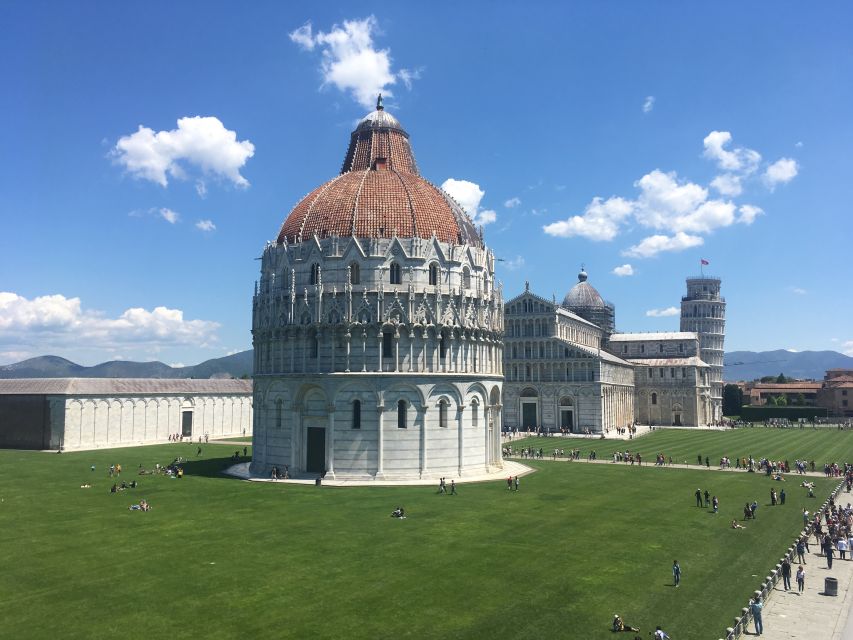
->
[[2, 348, 850, 382], [724, 350, 853, 381], [0, 350, 254, 380]]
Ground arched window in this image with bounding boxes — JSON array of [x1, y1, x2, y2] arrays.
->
[[651, 392, 658, 405], [397, 400, 407, 429], [350, 262, 360, 285], [462, 267, 471, 289], [429, 263, 439, 286], [471, 400, 479, 429], [390, 262, 402, 285], [439, 399, 448, 428], [352, 400, 361, 429], [310, 263, 320, 285]]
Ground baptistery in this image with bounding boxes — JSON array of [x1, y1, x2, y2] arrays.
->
[[250, 97, 504, 480]]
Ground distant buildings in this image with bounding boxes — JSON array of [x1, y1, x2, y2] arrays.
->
[[733, 369, 853, 418], [502, 270, 720, 432], [818, 369, 853, 417], [0, 378, 252, 450]]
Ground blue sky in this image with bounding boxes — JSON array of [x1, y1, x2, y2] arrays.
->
[[1, 2, 851, 366]]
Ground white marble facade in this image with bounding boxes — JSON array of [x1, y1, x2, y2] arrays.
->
[[250, 234, 504, 479]]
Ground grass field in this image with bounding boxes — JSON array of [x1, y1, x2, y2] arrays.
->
[[508, 427, 853, 467], [0, 431, 849, 640]]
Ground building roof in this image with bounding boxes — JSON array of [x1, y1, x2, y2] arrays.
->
[[627, 357, 709, 367], [276, 96, 482, 248], [752, 382, 823, 391], [609, 332, 698, 342], [0, 378, 253, 396], [562, 269, 610, 310]]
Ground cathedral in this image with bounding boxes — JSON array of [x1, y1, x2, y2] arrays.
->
[[250, 98, 504, 480], [503, 270, 725, 432]]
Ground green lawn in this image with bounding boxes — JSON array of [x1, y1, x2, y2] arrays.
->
[[0, 436, 846, 639], [508, 427, 853, 467]]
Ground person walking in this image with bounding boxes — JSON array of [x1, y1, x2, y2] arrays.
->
[[704, 489, 711, 507], [695, 488, 703, 507], [712, 495, 719, 514], [796, 539, 807, 564], [796, 565, 805, 594], [771, 488, 777, 506], [750, 596, 764, 635], [672, 560, 681, 587], [514, 475, 520, 492], [780, 488, 786, 505], [826, 540, 835, 569], [781, 558, 792, 591], [450, 480, 457, 495]]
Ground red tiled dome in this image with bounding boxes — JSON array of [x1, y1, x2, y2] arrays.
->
[[277, 97, 482, 248]]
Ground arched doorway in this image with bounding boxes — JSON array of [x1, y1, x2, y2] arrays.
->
[[520, 387, 538, 430], [672, 403, 683, 427], [559, 396, 574, 431]]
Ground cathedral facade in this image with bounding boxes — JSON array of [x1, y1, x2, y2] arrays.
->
[[250, 99, 504, 480], [503, 270, 720, 432]]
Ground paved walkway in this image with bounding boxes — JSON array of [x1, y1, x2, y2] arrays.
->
[[224, 459, 534, 487]]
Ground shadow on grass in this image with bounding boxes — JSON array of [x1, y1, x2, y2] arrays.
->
[[180, 455, 252, 480]]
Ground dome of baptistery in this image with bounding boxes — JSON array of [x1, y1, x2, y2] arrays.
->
[[277, 95, 482, 248], [250, 95, 504, 484]]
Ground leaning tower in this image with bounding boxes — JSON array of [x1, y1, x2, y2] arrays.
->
[[680, 276, 725, 422]]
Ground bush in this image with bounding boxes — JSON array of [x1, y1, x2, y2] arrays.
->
[[739, 406, 828, 420]]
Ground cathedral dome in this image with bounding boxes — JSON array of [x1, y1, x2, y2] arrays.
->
[[277, 96, 482, 248], [563, 269, 607, 309]]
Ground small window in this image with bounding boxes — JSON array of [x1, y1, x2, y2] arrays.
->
[[681, 367, 687, 378], [439, 335, 447, 359], [352, 400, 361, 429], [678, 343, 683, 353], [439, 400, 448, 428], [622, 344, 627, 354], [659, 368, 664, 378], [429, 263, 439, 286], [659, 344, 664, 353], [397, 400, 407, 429], [471, 402, 479, 429], [648, 368, 652, 379], [652, 393, 658, 405], [310, 263, 320, 285], [843, 390, 848, 396], [390, 262, 402, 285], [640, 344, 645, 354], [383, 332, 393, 359], [670, 368, 675, 378], [462, 267, 471, 289], [350, 262, 360, 285]]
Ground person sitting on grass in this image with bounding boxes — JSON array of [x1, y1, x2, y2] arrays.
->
[[731, 519, 745, 529], [129, 499, 151, 511], [110, 483, 118, 493], [612, 615, 639, 633], [390, 506, 405, 519]]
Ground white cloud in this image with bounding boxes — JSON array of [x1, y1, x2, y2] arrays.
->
[[159, 208, 179, 224], [612, 264, 634, 277], [642, 96, 655, 113], [113, 116, 254, 188], [501, 256, 526, 271], [0, 292, 220, 354], [195, 219, 216, 232], [795, 141, 804, 148], [645, 306, 680, 317], [842, 340, 853, 357], [763, 158, 798, 189], [290, 16, 415, 109], [504, 197, 521, 208], [710, 173, 742, 197], [623, 232, 704, 258], [702, 131, 761, 173], [195, 180, 208, 198], [542, 196, 633, 241], [441, 178, 497, 226], [737, 204, 763, 225], [790, 287, 807, 295]]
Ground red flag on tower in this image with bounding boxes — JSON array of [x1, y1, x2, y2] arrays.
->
[[701, 259, 710, 266]]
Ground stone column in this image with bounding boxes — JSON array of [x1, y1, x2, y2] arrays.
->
[[418, 405, 429, 478], [345, 331, 351, 372], [326, 404, 336, 478], [376, 402, 385, 478], [457, 404, 466, 476], [377, 332, 383, 372], [408, 330, 415, 372]]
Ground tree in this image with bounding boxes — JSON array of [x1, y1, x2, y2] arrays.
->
[[760, 376, 776, 383], [776, 373, 788, 383], [776, 394, 788, 406], [723, 384, 744, 416], [796, 393, 806, 406]]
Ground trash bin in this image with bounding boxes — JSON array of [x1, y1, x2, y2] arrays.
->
[[825, 577, 838, 596], [315, 477, 322, 487]]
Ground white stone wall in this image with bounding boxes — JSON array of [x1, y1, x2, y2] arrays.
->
[[57, 394, 252, 451]]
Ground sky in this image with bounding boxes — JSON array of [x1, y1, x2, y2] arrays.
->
[[1, 1, 852, 367]]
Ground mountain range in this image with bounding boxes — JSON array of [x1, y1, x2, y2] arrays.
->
[[1, 348, 851, 382]]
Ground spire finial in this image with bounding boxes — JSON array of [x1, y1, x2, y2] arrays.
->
[[377, 93, 384, 111]]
